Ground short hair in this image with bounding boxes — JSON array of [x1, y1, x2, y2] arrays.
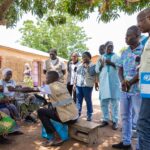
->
[[49, 48, 57, 55], [137, 8, 150, 19], [47, 71, 59, 81], [127, 25, 141, 37], [82, 51, 92, 59]]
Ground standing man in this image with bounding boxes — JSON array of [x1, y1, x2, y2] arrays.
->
[[136, 8, 150, 150], [112, 26, 143, 149], [95, 41, 120, 130], [43, 48, 66, 82], [67, 52, 80, 103]]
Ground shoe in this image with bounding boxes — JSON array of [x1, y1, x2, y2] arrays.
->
[[87, 116, 92, 121], [112, 122, 118, 130], [112, 142, 131, 149], [0, 136, 11, 144], [42, 139, 55, 147], [100, 121, 109, 128], [51, 138, 64, 146], [132, 130, 137, 139]]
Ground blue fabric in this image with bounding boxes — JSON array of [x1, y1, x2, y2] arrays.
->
[[41, 119, 69, 141], [140, 35, 149, 47], [100, 98, 119, 123], [76, 86, 93, 118], [95, 53, 120, 100], [118, 44, 143, 94], [121, 92, 141, 145]]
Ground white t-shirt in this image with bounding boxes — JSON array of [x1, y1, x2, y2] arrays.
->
[[39, 84, 51, 95], [0, 80, 16, 97]]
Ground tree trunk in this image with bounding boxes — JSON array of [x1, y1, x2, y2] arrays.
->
[[0, 0, 14, 25]]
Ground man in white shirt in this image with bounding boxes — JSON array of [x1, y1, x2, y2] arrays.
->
[[43, 48, 66, 82]]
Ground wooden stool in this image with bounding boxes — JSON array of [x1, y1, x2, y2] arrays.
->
[[69, 119, 100, 146]]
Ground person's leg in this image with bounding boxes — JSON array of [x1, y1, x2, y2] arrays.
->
[[132, 93, 141, 130], [76, 86, 84, 116], [138, 134, 150, 150], [73, 89, 76, 103], [82, 87, 93, 121], [100, 98, 110, 123], [67, 84, 73, 96], [38, 108, 60, 134], [0, 108, 10, 116], [111, 98, 119, 130], [121, 93, 132, 145], [112, 92, 132, 148], [6, 104, 20, 120]]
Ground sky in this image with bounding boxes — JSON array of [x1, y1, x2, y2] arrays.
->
[[0, 11, 141, 56]]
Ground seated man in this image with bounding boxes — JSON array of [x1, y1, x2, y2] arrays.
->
[[16, 71, 79, 146]]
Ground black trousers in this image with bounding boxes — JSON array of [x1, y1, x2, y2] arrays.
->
[[38, 108, 77, 134], [67, 84, 76, 103]]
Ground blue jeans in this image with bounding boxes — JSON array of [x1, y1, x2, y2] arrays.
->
[[76, 86, 93, 118], [100, 98, 119, 123], [137, 98, 150, 150], [120, 92, 141, 145]]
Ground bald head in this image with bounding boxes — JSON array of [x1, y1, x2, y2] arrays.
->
[[137, 8, 150, 33], [137, 8, 150, 19]]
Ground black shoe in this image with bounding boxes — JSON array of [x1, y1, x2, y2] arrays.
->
[[0, 136, 11, 144], [112, 122, 118, 130], [87, 116, 92, 121], [100, 121, 109, 128], [112, 142, 131, 149]]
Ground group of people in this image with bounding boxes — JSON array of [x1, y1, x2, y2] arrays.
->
[[0, 7, 150, 150]]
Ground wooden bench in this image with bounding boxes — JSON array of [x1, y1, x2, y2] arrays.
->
[[69, 119, 100, 146]]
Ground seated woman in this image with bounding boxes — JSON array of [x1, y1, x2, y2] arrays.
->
[[0, 111, 15, 144], [16, 71, 79, 146], [0, 68, 20, 120]]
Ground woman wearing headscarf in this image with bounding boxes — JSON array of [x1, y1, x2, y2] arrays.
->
[[0, 68, 20, 120], [0, 68, 23, 134], [0, 111, 15, 144], [95, 41, 120, 130], [74, 51, 98, 121], [23, 63, 33, 88]]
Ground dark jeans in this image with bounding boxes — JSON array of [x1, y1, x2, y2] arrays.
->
[[38, 108, 77, 134], [76, 86, 93, 118], [67, 84, 76, 103], [137, 98, 150, 150]]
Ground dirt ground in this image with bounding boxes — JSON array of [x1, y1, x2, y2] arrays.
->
[[0, 91, 136, 150]]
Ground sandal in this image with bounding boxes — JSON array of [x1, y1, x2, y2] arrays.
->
[[42, 139, 55, 147], [51, 138, 64, 146]]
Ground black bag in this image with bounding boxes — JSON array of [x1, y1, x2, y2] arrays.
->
[[34, 94, 48, 106]]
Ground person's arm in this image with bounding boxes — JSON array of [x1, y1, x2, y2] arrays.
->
[[128, 74, 139, 87], [94, 74, 99, 91], [105, 59, 116, 68]]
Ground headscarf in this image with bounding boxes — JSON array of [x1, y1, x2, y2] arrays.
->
[[2, 68, 12, 77]]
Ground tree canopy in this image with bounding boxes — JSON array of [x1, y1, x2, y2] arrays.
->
[[19, 15, 89, 59], [0, 0, 150, 27]]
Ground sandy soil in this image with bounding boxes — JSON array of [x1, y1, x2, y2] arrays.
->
[[0, 91, 136, 150]]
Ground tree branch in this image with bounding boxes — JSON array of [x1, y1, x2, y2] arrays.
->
[[0, 0, 14, 23]]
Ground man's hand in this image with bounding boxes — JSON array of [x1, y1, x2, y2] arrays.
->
[[105, 59, 111, 64], [121, 80, 130, 92]]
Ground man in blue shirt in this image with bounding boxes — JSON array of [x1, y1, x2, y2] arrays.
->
[[112, 25, 143, 149]]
